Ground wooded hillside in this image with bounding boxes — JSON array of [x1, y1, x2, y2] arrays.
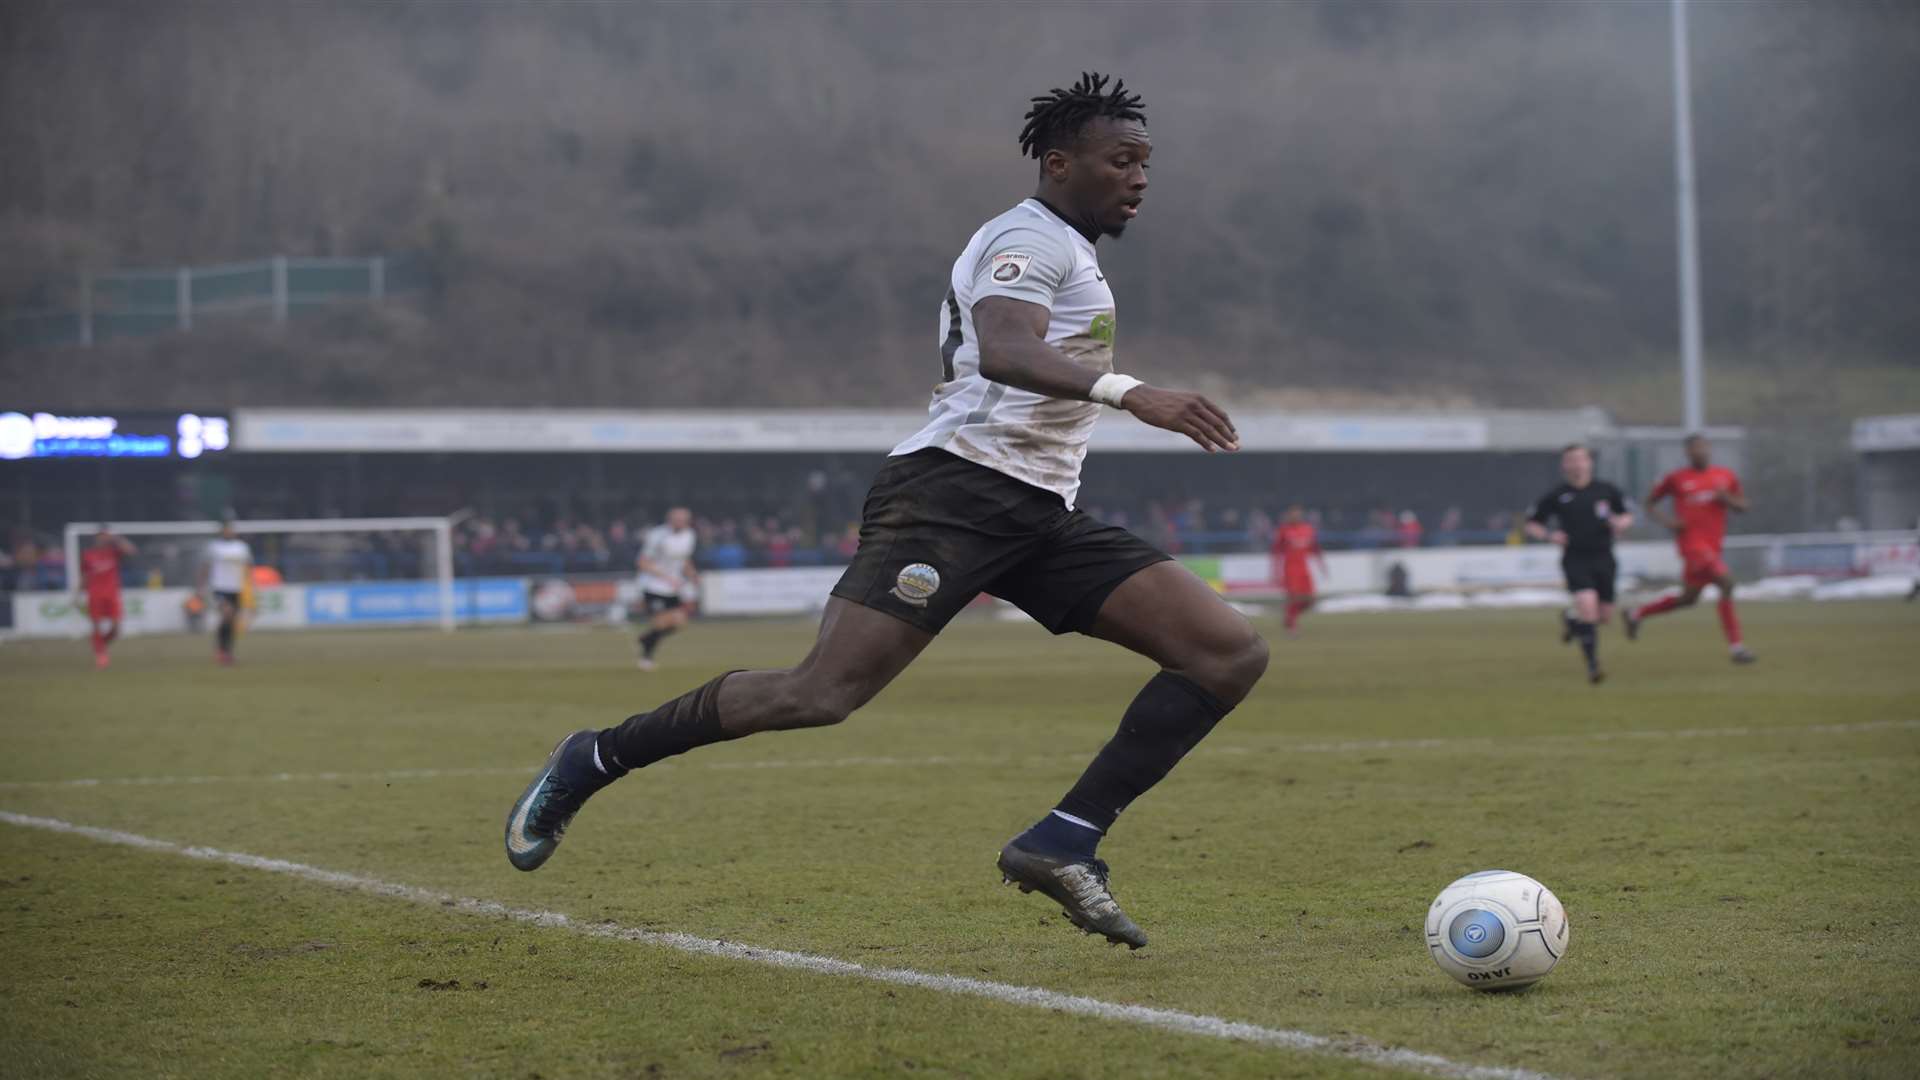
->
[[3, 0, 1915, 420]]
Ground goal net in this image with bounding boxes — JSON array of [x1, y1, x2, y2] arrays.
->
[[62, 516, 459, 632]]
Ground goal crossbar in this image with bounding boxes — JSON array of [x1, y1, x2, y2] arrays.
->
[[63, 516, 459, 631]]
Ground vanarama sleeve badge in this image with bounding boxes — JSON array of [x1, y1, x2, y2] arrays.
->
[[990, 252, 1031, 283]]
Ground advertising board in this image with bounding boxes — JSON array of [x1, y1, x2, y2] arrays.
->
[[303, 578, 527, 626]]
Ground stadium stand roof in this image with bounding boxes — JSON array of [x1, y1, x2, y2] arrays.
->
[[234, 407, 1634, 455]]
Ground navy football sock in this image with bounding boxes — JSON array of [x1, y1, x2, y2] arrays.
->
[[1574, 621, 1599, 674], [638, 627, 674, 659], [1051, 671, 1232, 836], [1016, 810, 1104, 859], [598, 671, 741, 770]]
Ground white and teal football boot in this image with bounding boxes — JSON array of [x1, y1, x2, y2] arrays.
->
[[504, 729, 617, 871]]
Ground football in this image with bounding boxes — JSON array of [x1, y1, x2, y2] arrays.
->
[[1425, 870, 1569, 990]]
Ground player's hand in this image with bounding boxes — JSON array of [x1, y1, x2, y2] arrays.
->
[[1550, 530, 1569, 547], [1119, 385, 1239, 452]]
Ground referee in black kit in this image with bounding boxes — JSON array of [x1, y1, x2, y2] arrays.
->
[[1526, 444, 1633, 684]]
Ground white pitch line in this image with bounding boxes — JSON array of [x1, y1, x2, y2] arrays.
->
[[0, 766, 533, 791], [0, 810, 1553, 1080], [2, 718, 1913, 792]]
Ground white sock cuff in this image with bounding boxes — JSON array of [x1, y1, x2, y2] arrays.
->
[[1050, 810, 1104, 834]]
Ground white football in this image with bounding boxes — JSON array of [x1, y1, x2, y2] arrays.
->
[[1425, 870, 1569, 990]]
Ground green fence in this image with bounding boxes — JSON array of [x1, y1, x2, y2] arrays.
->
[[0, 254, 426, 351]]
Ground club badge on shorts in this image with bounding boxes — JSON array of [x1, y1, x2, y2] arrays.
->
[[890, 563, 941, 608]]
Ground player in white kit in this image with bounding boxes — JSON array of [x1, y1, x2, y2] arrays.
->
[[507, 74, 1265, 949], [199, 520, 253, 666], [634, 507, 698, 671]]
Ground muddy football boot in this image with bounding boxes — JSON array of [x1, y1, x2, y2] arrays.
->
[[505, 730, 615, 871], [996, 840, 1148, 949]]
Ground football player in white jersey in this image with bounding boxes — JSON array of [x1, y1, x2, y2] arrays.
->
[[198, 520, 252, 666], [508, 74, 1265, 949], [633, 507, 698, 671]]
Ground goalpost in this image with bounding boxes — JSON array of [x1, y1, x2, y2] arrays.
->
[[63, 516, 460, 632]]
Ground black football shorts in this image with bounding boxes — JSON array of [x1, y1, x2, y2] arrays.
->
[[831, 448, 1171, 635], [1561, 552, 1617, 603], [640, 591, 685, 616]]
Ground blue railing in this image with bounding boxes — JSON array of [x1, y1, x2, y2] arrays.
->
[[1, 254, 427, 351]]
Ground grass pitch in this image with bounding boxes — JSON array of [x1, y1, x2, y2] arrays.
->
[[2, 601, 1917, 1079]]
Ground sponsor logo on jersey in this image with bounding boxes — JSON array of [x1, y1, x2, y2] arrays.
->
[[890, 563, 941, 607], [990, 252, 1031, 283]]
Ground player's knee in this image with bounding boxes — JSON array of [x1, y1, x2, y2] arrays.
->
[[1237, 631, 1271, 688], [769, 687, 849, 729], [767, 677, 856, 729], [1196, 629, 1268, 702], [787, 700, 851, 729]]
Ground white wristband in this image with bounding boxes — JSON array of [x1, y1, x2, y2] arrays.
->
[[1089, 373, 1144, 409]]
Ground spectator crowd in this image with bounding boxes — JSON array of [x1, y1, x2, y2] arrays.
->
[[1, 501, 1536, 594], [448, 501, 1529, 578]]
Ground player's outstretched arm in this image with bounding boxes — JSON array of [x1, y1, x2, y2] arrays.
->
[[1522, 495, 1555, 542], [974, 296, 1099, 399], [1608, 490, 1635, 535], [1644, 488, 1679, 532], [1118, 385, 1239, 453], [973, 296, 1238, 453]]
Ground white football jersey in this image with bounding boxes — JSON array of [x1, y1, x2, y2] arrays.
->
[[206, 537, 252, 593], [636, 525, 696, 596], [891, 198, 1117, 507]]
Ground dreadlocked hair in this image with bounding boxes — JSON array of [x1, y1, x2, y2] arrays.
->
[[1018, 72, 1146, 160]]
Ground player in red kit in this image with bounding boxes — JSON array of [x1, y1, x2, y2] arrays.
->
[[1623, 434, 1756, 663], [1271, 506, 1328, 635], [77, 525, 136, 669]]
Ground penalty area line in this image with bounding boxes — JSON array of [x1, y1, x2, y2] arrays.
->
[[0, 810, 1556, 1080]]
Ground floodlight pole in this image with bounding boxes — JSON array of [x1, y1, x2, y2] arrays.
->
[[1672, 0, 1706, 432]]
